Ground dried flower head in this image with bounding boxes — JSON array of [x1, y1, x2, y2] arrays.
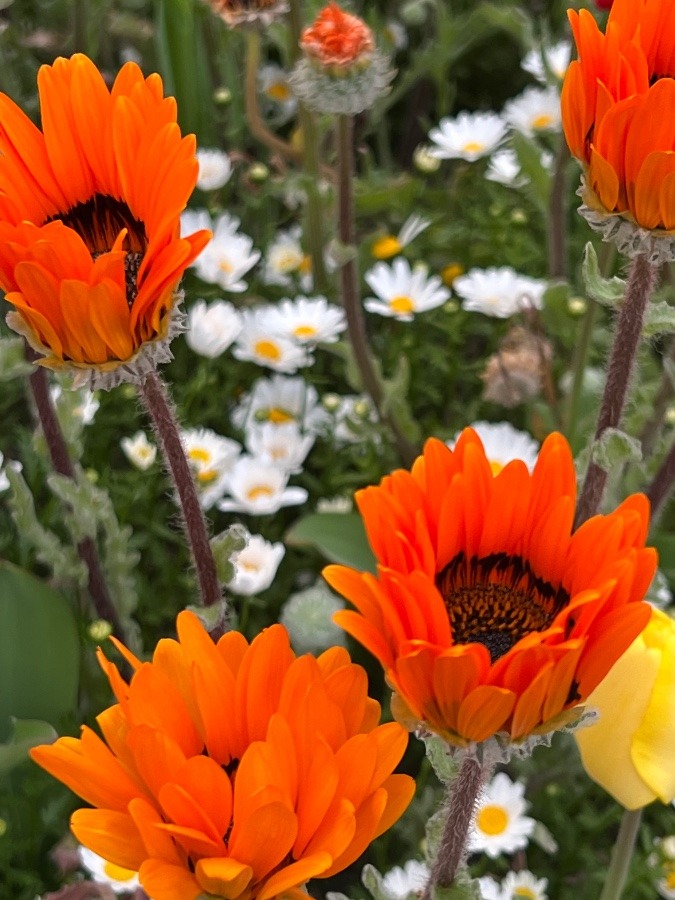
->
[[202, 0, 289, 29], [481, 326, 552, 408]]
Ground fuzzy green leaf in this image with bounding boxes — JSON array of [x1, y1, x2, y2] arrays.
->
[[644, 300, 675, 337], [591, 428, 642, 472], [581, 243, 625, 306]]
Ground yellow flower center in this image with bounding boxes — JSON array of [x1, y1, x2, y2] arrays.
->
[[266, 406, 295, 424], [389, 295, 415, 314], [247, 484, 274, 501], [293, 324, 318, 339], [372, 236, 402, 259], [462, 141, 485, 154], [218, 259, 234, 273], [532, 113, 554, 129], [188, 448, 211, 464], [476, 804, 509, 835], [197, 468, 218, 484], [274, 250, 304, 273], [442, 263, 464, 286], [103, 860, 137, 883], [489, 459, 504, 476], [299, 254, 312, 275], [266, 82, 291, 101], [254, 340, 282, 361], [137, 447, 152, 459], [514, 889, 536, 899], [241, 560, 261, 571]]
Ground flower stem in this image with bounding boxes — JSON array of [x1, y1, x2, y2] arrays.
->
[[574, 254, 657, 528], [422, 756, 485, 899], [646, 438, 675, 522], [27, 362, 126, 643], [548, 137, 570, 279], [139, 371, 224, 613], [599, 808, 643, 900], [336, 114, 417, 467]]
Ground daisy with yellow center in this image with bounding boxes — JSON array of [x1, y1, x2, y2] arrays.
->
[[428, 111, 507, 162], [233, 309, 312, 373], [183, 211, 260, 293], [448, 422, 540, 475], [468, 773, 535, 858], [180, 427, 241, 510], [231, 374, 329, 435], [371, 214, 430, 260], [364, 258, 450, 321], [262, 296, 346, 346], [504, 87, 562, 138], [217, 455, 308, 515], [0, 54, 210, 387], [79, 846, 140, 894], [120, 431, 157, 471]]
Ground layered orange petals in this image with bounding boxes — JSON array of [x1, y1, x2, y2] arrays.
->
[[562, 0, 675, 230], [0, 54, 209, 369], [325, 431, 656, 746], [31, 613, 414, 900]]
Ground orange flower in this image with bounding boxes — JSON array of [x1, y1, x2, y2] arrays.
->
[[561, 0, 675, 232], [300, 3, 375, 70], [31, 612, 414, 900], [324, 430, 656, 747], [0, 54, 210, 383]]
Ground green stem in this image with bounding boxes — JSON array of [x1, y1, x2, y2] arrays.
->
[[548, 137, 570, 279], [575, 253, 657, 527], [599, 808, 643, 900], [646, 437, 675, 522]]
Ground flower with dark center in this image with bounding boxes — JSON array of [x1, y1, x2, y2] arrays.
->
[[325, 429, 656, 746], [0, 54, 210, 387]]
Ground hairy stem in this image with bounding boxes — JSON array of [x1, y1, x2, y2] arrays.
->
[[139, 371, 224, 614], [599, 808, 642, 900], [27, 362, 126, 642], [575, 254, 657, 527], [423, 757, 485, 899], [336, 114, 417, 467], [646, 438, 675, 523], [639, 334, 675, 458]]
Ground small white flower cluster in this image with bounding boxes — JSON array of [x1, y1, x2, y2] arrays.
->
[[181, 210, 260, 293]]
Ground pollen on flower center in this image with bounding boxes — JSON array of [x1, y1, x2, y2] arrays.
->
[[389, 295, 415, 314], [436, 551, 570, 663], [462, 141, 485, 154], [293, 324, 318, 339], [267, 82, 291, 101], [247, 484, 274, 501], [532, 113, 553, 129], [254, 339, 282, 361], [55, 193, 147, 255], [197, 469, 218, 484], [103, 860, 137, 882], [266, 406, 294, 424], [513, 889, 537, 899], [188, 448, 212, 464], [476, 805, 508, 835]]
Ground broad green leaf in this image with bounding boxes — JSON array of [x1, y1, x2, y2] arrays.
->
[[581, 242, 625, 306], [591, 428, 642, 472], [0, 718, 57, 775], [511, 131, 550, 213], [644, 299, 675, 337], [424, 734, 461, 785], [0, 562, 79, 740], [286, 513, 376, 573]]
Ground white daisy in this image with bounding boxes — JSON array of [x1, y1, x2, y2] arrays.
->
[[279, 580, 347, 654], [478, 876, 502, 900], [449, 421, 540, 473], [522, 41, 572, 83], [196, 148, 232, 191], [381, 860, 430, 900], [259, 64, 297, 124], [227, 530, 285, 595], [468, 772, 536, 859], [263, 226, 312, 289], [264, 295, 346, 345], [186, 299, 243, 358], [364, 257, 450, 321], [500, 870, 548, 900], [382, 20, 408, 52], [0, 451, 21, 492], [188, 212, 260, 293], [180, 207, 213, 240], [453, 266, 546, 318], [428, 111, 507, 162], [217, 456, 308, 515], [232, 374, 329, 434], [78, 846, 140, 894], [371, 214, 431, 260], [245, 421, 315, 473], [181, 428, 241, 510], [233, 309, 312, 373], [485, 149, 526, 187], [504, 87, 562, 137], [120, 431, 157, 471]]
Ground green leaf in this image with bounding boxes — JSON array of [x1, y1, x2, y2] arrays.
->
[[643, 299, 675, 337], [581, 242, 625, 306], [0, 562, 80, 739], [382, 355, 422, 443], [362, 864, 389, 900], [591, 428, 642, 472], [0, 718, 57, 776], [511, 131, 550, 213], [285, 513, 376, 573], [0, 335, 33, 380], [424, 734, 461, 785]]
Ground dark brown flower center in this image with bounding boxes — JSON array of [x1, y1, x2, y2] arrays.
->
[[50, 193, 148, 307], [435, 551, 570, 663]]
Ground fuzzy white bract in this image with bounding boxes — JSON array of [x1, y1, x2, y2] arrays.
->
[[120, 431, 157, 471], [263, 226, 312, 289], [467, 772, 536, 858], [263, 296, 346, 345], [428, 111, 507, 161], [381, 860, 430, 899], [184, 211, 260, 292], [522, 41, 571, 83], [78, 846, 140, 893], [279, 581, 346, 654], [453, 266, 546, 318], [504, 87, 562, 137], [233, 309, 312, 373], [245, 421, 315, 473], [196, 148, 232, 191], [485, 149, 525, 187], [450, 421, 540, 473], [372, 214, 431, 259], [217, 456, 308, 515], [227, 531, 285, 596], [232, 374, 329, 434], [186, 299, 242, 358], [364, 257, 450, 321], [181, 428, 241, 510]]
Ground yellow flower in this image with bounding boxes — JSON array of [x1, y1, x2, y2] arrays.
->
[[575, 606, 675, 809]]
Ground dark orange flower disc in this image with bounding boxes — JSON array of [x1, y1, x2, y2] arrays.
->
[[325, 430, 656, 746]]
